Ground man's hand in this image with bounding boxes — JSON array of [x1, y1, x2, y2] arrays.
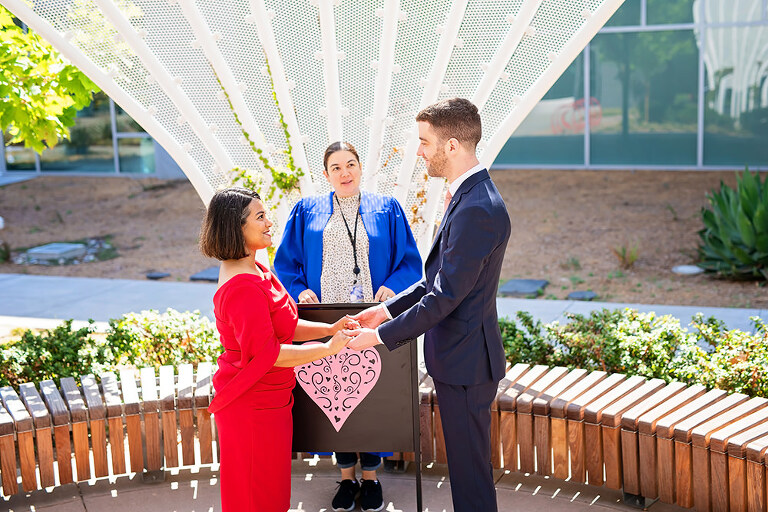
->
[[350, 304, 388, 329], [344, 328, 382, 351], [330, 315, 360, 334], [298, 289, 319, 303]]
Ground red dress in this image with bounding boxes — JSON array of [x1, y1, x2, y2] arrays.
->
[[209, 265, 298, 512]]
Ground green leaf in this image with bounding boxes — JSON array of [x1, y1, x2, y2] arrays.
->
[[737, 209, 756, 247], [755, 234, 768, 254], [755, 205, 768, 236]]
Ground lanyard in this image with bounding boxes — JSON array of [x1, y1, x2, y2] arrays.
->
[[334, 193, 361, 280]]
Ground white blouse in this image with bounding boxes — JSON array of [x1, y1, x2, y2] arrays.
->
[[320, 194, 374, 303]]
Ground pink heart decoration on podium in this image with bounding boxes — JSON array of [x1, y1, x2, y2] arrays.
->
[[294, 345, 381, 432]]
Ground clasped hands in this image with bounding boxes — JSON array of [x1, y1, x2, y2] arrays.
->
[[331, 304, 390, 352]]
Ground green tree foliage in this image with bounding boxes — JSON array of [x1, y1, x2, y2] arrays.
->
[[0, 7, 99, 153]]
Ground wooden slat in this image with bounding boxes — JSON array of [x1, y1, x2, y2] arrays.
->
[[39, 380, 73, 485], [598, 378, 666, 489], [19, 382, 56, 488], [194, 362, 214, 465], [178, 364, 195, 466], [581, 375, 648, 486], [494, 363, 534, 469], [0, 385, 36, 492], [140, 367, 162, 471], [0, 400, 18, 496], [683, 396, 766, 510], [727, 424, 768, 512], [433, 389, 447, 464], [531, 368, 588, 476], [60, 377, 89, 481], [100, 373, 126, 475], [487, 362, 513, 468], [496, 364, 533, 471], [80, 374, 108, 478], [498, 364, 550, 471], [548, 370, 607, 480], [159, 365, 178, 468], [565, 372, 627, 483], [745, 433, 768, 512], [635, 385, 716, 500], [705, 403, 768, 512], [119, 369, 143, 473], [618, 381, 690, 495], [419, 374, 434, 463], [515, 366, 568, 474]]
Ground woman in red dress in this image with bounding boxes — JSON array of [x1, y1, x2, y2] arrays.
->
[[200, 187, 354, 512]]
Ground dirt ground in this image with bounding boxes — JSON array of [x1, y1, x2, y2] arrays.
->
[[0, 171, 766, 309]]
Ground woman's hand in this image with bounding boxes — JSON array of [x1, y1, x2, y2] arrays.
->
[[374, 285, 395, 302], [324, 329, 352, 355], [298, 289, 319, 303]]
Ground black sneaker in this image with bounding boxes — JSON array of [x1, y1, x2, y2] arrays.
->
[[332, 479, 360, 512], [360, 479, 384, 512]]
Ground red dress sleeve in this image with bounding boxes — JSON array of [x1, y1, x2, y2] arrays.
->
[[209, 279, 282, 413]]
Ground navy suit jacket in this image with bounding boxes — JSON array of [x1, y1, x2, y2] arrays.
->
[[378, 169, 511, 385]]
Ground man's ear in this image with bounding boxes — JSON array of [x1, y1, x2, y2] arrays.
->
[[446, 137, 460, 153]]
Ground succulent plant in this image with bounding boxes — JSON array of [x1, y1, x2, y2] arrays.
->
[[698, 168, 768, 280]]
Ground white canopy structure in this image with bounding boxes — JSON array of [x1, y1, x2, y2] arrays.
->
[[695, 0, 768, 122], [2, 0, 624, 252]]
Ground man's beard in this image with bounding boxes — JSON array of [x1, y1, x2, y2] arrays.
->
[[426, 147, 448, 178]]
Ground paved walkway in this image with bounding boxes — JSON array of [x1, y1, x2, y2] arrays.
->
[[1, 272, 765, 511], [2, 456, 687, 512]]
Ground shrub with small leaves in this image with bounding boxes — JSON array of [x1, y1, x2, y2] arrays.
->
[[545, 308, 706, 384], [499, 312, 554, 366], [694, 315, 768, 397], [0, 320, 116, 387], [107, 308, 220, 371]]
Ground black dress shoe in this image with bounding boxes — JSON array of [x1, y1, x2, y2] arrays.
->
[[331, 479, 359, 512]]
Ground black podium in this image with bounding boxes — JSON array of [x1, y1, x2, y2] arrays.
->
[[293, 303, 422, 511]]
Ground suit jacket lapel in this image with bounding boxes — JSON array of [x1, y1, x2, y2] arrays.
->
[[426, 169, 490, 260]]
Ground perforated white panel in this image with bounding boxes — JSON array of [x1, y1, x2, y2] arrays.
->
[[1, 0, 624, 253]]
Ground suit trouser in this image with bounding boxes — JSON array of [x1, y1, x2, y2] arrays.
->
[[433, 379, 498, 512]]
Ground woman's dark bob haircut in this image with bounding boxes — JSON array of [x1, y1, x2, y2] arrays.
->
[[323, 141, 360, 170], [199, 187, 261, 261]]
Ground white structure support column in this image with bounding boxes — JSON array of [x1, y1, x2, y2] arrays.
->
[[482, 0, 627, 168], [1, 0, 213, 202], [315, 0, 344, 142], [363, 0, 403, 192], [393, 0, 469, 207], [471, 0, 544, 109], [178, 0, 289, 227], [92, 0, 236, 184], [248, 0, 315, 195]]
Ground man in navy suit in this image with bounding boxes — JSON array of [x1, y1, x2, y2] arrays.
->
[[348, 97, 511, 512]]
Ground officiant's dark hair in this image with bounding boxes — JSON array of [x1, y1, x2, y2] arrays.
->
[[416, 97, 482, 149], [323, 141, 360, 170], [200, 187, 261, 261]]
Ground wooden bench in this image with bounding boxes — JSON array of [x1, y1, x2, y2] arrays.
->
[[2, 363, 768, 512]]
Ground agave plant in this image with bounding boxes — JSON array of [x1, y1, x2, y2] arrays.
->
[[698, 168, 768, 280]]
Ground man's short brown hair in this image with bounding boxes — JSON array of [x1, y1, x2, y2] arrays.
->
[[416, 98, 482, 149], [199, 187, 261, 261]]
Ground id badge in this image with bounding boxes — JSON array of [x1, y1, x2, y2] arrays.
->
[[349, 282, 364, 303]]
